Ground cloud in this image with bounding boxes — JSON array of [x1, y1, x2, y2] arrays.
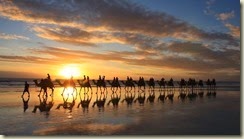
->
[[0, 0, 238, 44], [0, 0, 240, 80], [30, 44, 240, 74], [32, 26, 96, 46], [216, 11, 235, 21], [166, 42, 240, 70], [204, 0, 216, 15], [0, 42, 239, 80], [31, 25, 238, 55], [224, 23, 240, 38], [203, 1, 239, 40], [0, 32, 29, 40], [0, 55, 57, 64], [0, 70, 42, 78]]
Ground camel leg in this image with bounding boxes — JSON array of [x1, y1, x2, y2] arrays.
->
[[38, 89, 42, 96], [61, 88, 65, 95], [96, 87, 98, 94], [79, 87, 83, 95]]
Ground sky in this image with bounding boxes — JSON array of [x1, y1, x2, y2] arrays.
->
[[0, 0, 241, 81]]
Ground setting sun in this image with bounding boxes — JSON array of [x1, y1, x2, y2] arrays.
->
[[59, 64, 81, 78]]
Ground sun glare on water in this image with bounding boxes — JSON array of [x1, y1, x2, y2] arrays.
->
[[59, 64, 81, 78]]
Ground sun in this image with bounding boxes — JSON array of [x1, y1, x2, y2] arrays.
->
[[59, 64, 81, 78]]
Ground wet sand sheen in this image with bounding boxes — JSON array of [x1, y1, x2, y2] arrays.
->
[[0, 86, 240, 135]]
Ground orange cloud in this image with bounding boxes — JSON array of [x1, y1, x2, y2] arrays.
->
[[225, 23, 240, 38], [216, 11, 235, 21], [0, 32, 29, 40]]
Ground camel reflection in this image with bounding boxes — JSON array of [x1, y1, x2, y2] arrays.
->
[[107, 91, 121, 107], [32, 95, 54, 115], [158, 89, 166, 103], [147, 89, 155, 103], [21, 95, 30, 112], [92, 91, 107, 111], [56, 93, 76, 112], [134, 91, 146, 105], [77, 91, 92, 112], [121, 91, 135, 106], [206, 91, 217, 98], [178, 90, 187, 102]]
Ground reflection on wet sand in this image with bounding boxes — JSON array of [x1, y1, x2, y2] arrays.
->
[[32, 95, 54, 116]]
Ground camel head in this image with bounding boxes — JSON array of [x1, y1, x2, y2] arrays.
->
[[55, 79, 63, 87], [33, 79, 40, 87]]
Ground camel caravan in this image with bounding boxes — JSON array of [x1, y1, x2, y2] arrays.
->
[[33, 74, 217, 101], [30, 74, 218, 113]]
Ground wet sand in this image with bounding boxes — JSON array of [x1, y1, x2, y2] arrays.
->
[[0, 86, 240, 136]]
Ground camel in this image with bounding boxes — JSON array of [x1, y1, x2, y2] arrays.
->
[[206, 79, 212, 91], [166, 78, 174, 92], [121, 76, 135, 92], [177, 78, 187, 92], [33, 79, 54, 96], [107, 77, 121, 93], [198, 80, 204, 89], [134, 77, 146, 92], [157, 78, 166, 91], [56, 78, 77, 95], [77, 76, 92, 95], [211, 79, 216, 90], [206, 79, 217, 91], [147, 77, 155, 92], [92, 75, 107, 95], [187, 78, 197, 92]]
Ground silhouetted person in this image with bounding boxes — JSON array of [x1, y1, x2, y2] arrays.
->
[[22, 81, 30, 97], [47, 73, 51, 81]]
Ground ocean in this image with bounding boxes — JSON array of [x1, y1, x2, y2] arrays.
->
[[0, 78, 241, 136]]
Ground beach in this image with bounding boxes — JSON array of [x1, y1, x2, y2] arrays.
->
[[0, 79, 241, 136]]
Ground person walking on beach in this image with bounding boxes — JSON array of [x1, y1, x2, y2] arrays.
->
[[22, 81, 30, 97]]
